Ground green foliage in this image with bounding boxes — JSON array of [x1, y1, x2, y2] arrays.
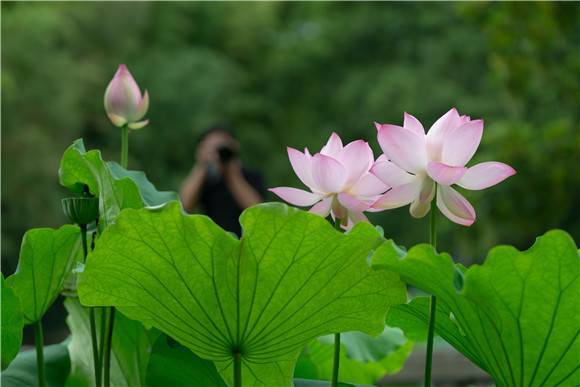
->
[[77, 202, 406, 386], [146, 336, 227, 387], [294, 380, 354, 387], [59, 139, 178, 229], [107, 162, 178, 207], [0, 343, 71, 387], [59, 140, 145, 228], [377, 230, 580, 387], [295, 328, 413, 384], [64, 298, 157, 387], [1, 276, 24, 370], [6, 225, 81, 324], [3, 2, 580, 271]]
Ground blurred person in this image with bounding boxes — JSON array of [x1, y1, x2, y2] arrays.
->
[[180, 124, 265, 235]]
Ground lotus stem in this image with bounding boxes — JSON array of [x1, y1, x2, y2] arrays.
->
[[233, 351, 242, 387], [424, 197, 438, 387], [121, 125, 129, 169], [103, 307, 115, 387], [81, 224, 102, 387], [99, 308, 106, 382], [34, 319, 46, 387], [331, 333, 341, 387], [89, 308, 101, 387], [331, 217, 343, 387], [102, 124, 128, 387]]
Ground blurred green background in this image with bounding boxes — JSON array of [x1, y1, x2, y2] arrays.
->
[[2, 2, 579, 274]]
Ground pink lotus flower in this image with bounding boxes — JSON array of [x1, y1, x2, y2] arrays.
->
[[371, 108, 516, 226], [270, 133, 388, 227], [104, 64, 149, 130]]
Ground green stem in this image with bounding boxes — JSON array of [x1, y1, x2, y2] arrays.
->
[[80, 225, 102, 387], [331, 333, 341, 387], [424, 197, 438, 387], [80, 225, 88, 262], [121, 125, 129, 169], [98, 308, 106, 381], [103, 307, 115, 387], [429, 199, 437, 251], [331, 217, 342, 387], [101, 125, 127, 387], [233, 351, 242, 387], [34, 320, 46, 387], [425, 296, 437, 387], [89, 309, 101, 387]]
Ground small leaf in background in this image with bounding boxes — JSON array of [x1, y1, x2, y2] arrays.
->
[[59, 139, 178, 229], [295, 327, 413, 385], [6, 225, 81, 324], [78, 202, 406, 386], [378, 230, 579, 387], [58, 139, 144, 228], [64, 298, 157, 387], [106, 161, 178, 207], [1, 275, 24, 370], [146, 336, 226, 387], [0, 343, 70, 387]]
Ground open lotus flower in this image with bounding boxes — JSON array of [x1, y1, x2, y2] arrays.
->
[[371, 108, 516, 226], [270, 133, 388, 228], [104, 64, 149, 130]]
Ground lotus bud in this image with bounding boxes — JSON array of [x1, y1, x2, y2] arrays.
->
[[104, 64, 149, 130]]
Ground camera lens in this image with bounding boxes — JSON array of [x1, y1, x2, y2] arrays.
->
[[218, 145, 235, 163]]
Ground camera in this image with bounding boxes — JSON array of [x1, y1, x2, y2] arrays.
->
[[217, 145, 236, 163]]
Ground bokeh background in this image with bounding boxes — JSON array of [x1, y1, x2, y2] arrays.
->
[[2, 1, 579, 349]]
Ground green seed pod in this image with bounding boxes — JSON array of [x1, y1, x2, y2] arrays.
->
[[62, 197, 99, 225]]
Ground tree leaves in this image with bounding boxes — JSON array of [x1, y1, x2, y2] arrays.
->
[[376, 230, 579, 387], [78, 202, 406, 386], [6, 225, 81, 324], [1, 276, 24, 370]]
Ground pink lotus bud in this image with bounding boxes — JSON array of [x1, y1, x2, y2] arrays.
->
[[104, 64, 149, 129]]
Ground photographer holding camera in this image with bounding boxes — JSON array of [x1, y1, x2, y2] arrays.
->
[[180, 125, 265, 235]]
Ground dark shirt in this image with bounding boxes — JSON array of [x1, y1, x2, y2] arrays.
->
[[200, 168, 265, 236]]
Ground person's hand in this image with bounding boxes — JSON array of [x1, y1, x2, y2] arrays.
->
[[195, 138, 219, 168], [223, 158, 243, 178]]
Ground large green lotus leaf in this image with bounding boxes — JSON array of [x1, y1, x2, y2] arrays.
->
[[1, 276, 24, 370], [1, 343, 70, 387], [106, 161, 178, 206], [78, 202, 406, 386], [295, 327, 413, 384], [6, 225, 81, 324], [375, 230, 579, 387], [145, 336, 359, 387], [385, 296, 461, 343], [146, 335, 227, 387], [64, 298, 157, 387]]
